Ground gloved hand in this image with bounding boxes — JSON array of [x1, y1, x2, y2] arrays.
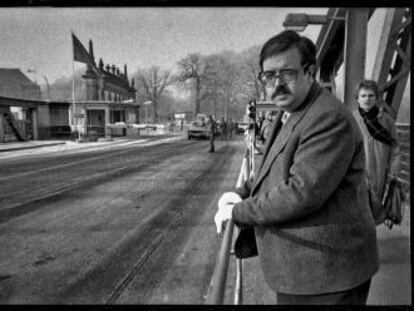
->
[[214, 192, 242, 234]]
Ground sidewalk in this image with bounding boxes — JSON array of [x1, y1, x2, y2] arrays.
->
[[0, 140, 67, 152], [0, 133, 184, 156], [367, 201, 411, 305]]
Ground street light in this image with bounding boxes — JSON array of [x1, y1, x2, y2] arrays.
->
[[282, 13, 344, 32]]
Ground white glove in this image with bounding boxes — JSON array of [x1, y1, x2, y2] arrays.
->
[[214, 192, 242, 234]]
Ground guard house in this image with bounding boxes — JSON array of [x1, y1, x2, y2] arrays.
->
[[0, 68, 71, 142], [72, 39, 139, 140], [0, 69, 41, 101]]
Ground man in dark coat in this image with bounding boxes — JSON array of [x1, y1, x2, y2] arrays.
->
[[214, 30, 379, 304], [353, 80, 401, 226], [208, 115, 216, 153]]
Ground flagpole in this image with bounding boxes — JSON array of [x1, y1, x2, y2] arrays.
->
[[71, 32, 80, 141]]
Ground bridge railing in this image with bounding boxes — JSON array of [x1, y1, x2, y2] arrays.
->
[[396, 123, 410, 198], [206, 102, 261, 304], [206, 142, 252, 304]]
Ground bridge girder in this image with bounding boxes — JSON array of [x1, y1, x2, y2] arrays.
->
[[315, 7, 410, 117], [371, 8, 411, 119]]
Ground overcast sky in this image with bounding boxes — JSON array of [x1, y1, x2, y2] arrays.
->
[[0, 7, 328, 83]]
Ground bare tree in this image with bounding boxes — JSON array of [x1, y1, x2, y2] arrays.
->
[[135, 66, 172, 123], [47, 69, 86, 101], [176, 53, 205, 115], [202, 52, 242, 121], [239, 46, 262, 100]]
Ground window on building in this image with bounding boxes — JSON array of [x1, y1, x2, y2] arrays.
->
[[87, 110, 105, 126], [50, 108, 69, 125], [111, 110, 125, 123]]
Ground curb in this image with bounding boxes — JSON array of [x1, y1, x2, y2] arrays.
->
[[0, 142, 67, 153]]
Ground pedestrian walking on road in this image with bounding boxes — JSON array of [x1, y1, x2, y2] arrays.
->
[[220, 117, 228, 141], [228, 118, 235, 140], [214, 30, 379, 305], [353, 80, 401, 226], [208, 115, 216, 153]]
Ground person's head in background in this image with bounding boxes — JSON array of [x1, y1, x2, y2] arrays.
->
[[356, 80, 380, 112]]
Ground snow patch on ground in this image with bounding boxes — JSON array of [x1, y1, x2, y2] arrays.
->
[[0, 135, 184, 160]]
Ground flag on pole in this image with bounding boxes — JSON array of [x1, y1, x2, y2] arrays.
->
[[72, 32, 92, 64]]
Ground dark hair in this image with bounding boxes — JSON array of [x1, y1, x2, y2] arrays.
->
[[355, 80, 380, 99], [259, 30, 316, 73]]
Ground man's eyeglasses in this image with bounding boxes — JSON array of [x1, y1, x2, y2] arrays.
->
[[257, 64, 308, 86]]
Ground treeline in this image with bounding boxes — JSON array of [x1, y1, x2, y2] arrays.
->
[[46, 45, 263, 123], [45, 47, 411, 124]]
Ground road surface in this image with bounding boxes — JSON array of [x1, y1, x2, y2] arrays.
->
[[0, 138, 244, 304], [0, 136, 410, 305]]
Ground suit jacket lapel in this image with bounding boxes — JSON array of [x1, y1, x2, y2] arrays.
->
[[252, 82, 322, 194], [253, 111, 302, 192]]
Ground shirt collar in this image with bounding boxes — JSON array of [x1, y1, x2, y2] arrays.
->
[[281, 112, 290, 124]]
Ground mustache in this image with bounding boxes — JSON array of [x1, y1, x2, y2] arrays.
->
[[270, 85, 291, 100]]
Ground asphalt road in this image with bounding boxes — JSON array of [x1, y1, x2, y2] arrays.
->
[[0, 138, 245, 304], [0, 136, 409, 305]]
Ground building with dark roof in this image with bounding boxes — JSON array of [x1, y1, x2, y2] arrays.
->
[[1, 37, 141, 143], [0, 68, 41, 100]]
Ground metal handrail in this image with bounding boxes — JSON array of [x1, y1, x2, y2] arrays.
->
[[206, 119, 254, 305], [206, 159, 248, 304], [206, 219, 236, 304]]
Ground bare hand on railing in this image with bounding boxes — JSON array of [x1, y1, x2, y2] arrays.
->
[[214, 192, 242, 234]]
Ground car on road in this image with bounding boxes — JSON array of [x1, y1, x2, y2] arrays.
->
[[187, 114, 221, 139], [187, 114, 209, 139], [187, 121, 209, 139], [236, 122, 250, 134]]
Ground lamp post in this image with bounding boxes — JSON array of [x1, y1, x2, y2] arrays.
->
[[282, 13, 345, 32]]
